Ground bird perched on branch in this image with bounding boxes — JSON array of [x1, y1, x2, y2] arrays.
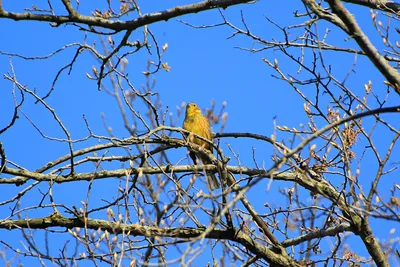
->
[[183, 102, 220, 190]]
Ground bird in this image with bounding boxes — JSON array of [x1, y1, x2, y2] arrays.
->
[[182, 102, 220, 190]]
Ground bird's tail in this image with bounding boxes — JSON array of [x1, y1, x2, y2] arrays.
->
[[206, 172, 220, 191], [201, 156, 220, 190]]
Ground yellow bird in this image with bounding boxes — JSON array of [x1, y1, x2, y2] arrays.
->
[[183, 102, 220, 190]]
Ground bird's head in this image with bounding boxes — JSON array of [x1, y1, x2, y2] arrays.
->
[[185, 102, 202, 117]]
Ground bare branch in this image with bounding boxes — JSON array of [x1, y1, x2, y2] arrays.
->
[[327, 0, 400, 94]]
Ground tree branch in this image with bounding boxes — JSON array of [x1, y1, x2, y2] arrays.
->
[[342, 0, 400, 13], [282, 223, 352, 247], [0, 0, 253, 31], [0, 212, 301, 266], [0, 164, 299, 185], [326, 0, 400, 94]]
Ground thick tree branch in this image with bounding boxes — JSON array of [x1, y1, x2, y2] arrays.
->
[[0, 164, 299, 185], [0, 0, 252, 31], [342, 0, 400, 13], [301, 0, 349, 31], [60, 0, 76, 16], [0, 212, 300, 266], [326, 0, 400, 94]]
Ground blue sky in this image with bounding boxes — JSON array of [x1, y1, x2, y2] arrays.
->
[[0, 0, 399, 266]]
